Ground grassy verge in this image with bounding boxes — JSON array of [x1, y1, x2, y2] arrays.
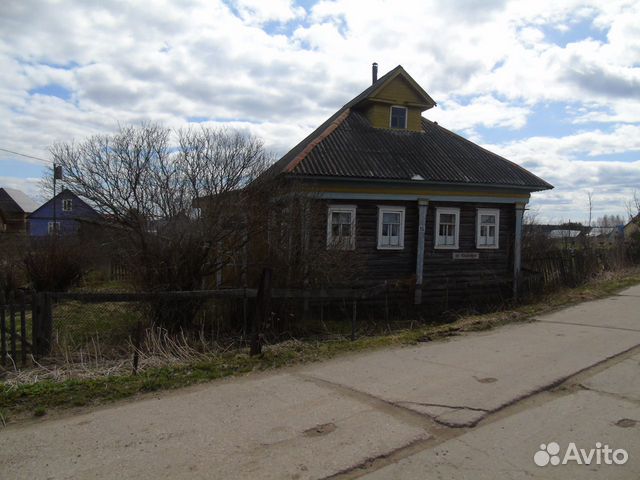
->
[[2, 267, 639, 425]]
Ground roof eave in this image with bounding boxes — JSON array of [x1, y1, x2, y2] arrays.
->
[[282, 174, 553, 193]]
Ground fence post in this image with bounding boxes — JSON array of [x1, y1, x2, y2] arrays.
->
[[384, 281, 390, 324], [351, 297, 357, 341], [132, 319, 143, 375], [0, 290, 6, 366], [19, 291, 27, 365], [9, 293, 16, 365], [250, 268, 272, 356], [32, 293, 52, 356], [31, 291, 44, 357], [242, 288, 248, 345]]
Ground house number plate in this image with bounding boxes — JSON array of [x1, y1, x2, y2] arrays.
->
[[452, 252, 480, 260]]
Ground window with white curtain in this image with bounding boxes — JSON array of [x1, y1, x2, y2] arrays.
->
[[377, 206, 405, 249], [435, 207, 460, 249], [477, 209, 499, 248]]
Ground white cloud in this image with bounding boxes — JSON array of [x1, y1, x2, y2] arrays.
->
[[484, 125, 640, 221], [234, 0, 306, 25], [0, 0, 639, 222], [428, 95, 530, 132]]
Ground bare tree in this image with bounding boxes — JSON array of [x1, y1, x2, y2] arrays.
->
[[49, 124, 272, 299], [627, 189, 640, 221], [595, 214, 626, 227]]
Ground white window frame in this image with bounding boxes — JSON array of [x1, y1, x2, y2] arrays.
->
[[377, 206, 405, 250], [476, 208, 500, 249], [434, 207, 460, 249], [389, 105, 408, 129], [48, 221, 60, 235], [62, 199, 73, 212], [327, 205, 356, 250]]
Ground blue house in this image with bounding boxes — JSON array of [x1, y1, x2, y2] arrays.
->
[[28, 189, 101, 236]]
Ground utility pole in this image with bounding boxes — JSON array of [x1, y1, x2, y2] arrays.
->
[[53, 165, 62, 235]]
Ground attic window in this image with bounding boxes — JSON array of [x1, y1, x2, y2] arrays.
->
[[390, 106, 407, 129], [62, 199, 73, 212]]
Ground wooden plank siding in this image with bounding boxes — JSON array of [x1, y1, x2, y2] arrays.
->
[[321, 200, 515, 305], [363, 103, 422, 132], [363, 75, 425, 131], [373, 76, 425, 104]]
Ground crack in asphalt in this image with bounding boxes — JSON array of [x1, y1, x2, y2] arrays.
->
[[394, 401, 489, 413], [294, 373, 445, 431], [577, 383, 640, 407], [534, 319, 640, 333]]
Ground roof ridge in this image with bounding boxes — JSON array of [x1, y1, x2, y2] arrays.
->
[[284, 109, 351, 173]]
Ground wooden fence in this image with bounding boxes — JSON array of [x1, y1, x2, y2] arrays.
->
[[22, 277, 390, 362], [521, 251, 602, 294], [110, 261, 130, 281], [0, 291, 32, 367]]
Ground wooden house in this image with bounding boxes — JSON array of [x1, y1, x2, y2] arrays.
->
[[262, 64, 553, 305], [28, 189, 101, 236], [0, 187, 39, 234], [624, 215, 639, 239]]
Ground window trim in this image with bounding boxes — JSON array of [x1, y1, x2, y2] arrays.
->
[[377, 206, 406, 250], [62, 199, 73, 212], [434, 207, 460, 250], [326, 205, 356, 250], [389, 105, 408, 129], [476, 208, 500, 249], [48, 221, 60, 235]]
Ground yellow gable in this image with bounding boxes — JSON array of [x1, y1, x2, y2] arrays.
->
[[370, 76, 426, 105]]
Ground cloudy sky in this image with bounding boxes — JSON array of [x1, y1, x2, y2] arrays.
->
[[1, 0, 639, 222]]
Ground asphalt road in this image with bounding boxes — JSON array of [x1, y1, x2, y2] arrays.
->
[[2, 285, 640, 479]]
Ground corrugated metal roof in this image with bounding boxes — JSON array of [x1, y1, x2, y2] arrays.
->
[[287, 111, 552, 190], [262, 65, 552, 191]]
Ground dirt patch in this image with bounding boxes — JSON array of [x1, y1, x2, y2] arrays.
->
[[303, 422, 337, 437]]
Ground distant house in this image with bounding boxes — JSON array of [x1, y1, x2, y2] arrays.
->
[[260, 64, 553, 303], [624, 215, 639, 239], [28, 189, 101, 236], [588, 225, 624, 245], [0, 187, 39, 234]]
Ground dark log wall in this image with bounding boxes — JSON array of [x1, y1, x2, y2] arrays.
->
[[422, 201, 515, 307], [321, 200, 515, 305], [352, 200, 418, 281]]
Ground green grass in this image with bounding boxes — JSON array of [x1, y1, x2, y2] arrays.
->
[[1, 267, 639, 425], [53, 301, 142, 350]]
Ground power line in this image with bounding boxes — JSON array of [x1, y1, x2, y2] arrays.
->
[[0, 147, 50, 165]]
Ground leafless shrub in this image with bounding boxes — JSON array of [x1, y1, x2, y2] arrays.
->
[[23, 237, 86, 292]]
